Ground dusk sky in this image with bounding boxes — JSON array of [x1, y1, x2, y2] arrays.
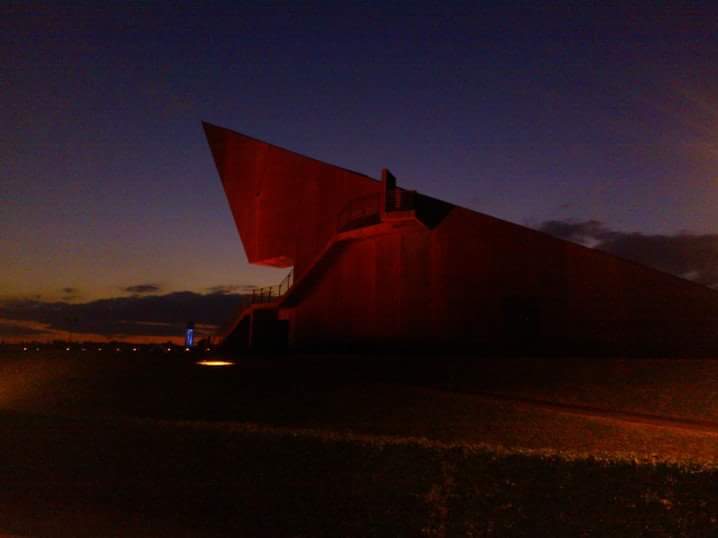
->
[[3, 2, 718, 341]]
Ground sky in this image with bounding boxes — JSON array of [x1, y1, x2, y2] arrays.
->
[[2, 2, 718, 342]]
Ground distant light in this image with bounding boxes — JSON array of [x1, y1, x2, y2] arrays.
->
[[115, 347, 120, 352], [196, 359, 235, 367], [205, 347, 211, 352], [23, 347, 28, 351], [98, 347, 103, 351], [65, 347, 70, 351], [35, 347, 40, 351], [167, 347, 172, 352], [81, 348, 86, 352], [132, 347, 137, 352], [185, 347, 190, 352]]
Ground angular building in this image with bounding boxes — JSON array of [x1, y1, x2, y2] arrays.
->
[[204, 122, 718, 355]]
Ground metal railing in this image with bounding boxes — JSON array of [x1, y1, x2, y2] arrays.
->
[[386, 188, 416, 212], [336, 189, 417, 232], [242, 188, 416, 309], [336, 192, 382, 232], [249, 269, 294, 305]]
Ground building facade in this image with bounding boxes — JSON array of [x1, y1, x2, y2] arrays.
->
[[204, 122, 718, 355]]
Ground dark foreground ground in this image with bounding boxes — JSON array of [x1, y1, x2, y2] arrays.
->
[[1, 351, 718, 537]]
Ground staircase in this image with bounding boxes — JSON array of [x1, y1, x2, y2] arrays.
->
[[219, 184, 425, 350]]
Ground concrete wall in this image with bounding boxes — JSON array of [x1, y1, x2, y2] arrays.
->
[[205, 123, 718, 355], [204, 122, 380, 278], [284, 204, 718, 354]]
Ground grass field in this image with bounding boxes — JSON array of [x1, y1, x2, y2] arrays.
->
[[1, 351, 718, 536], [446, 356, 718, 424]]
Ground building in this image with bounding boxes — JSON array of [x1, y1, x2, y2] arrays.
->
[[204, 122, 718, 356]]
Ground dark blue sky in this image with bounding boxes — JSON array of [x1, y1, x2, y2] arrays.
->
[[3, 2, 718, 303]]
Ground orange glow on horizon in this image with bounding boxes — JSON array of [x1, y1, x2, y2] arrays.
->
[[0, 317, 201, 345]]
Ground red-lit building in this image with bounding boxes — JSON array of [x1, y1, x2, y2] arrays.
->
[[204, 122, 718, 355]]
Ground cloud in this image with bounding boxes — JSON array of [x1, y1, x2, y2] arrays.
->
[[61, 287, 80, 300], [0, 318, 106, 342], [539, 220, 718, 288], [122, 284, 161, 295], [0, 291, 251, 341], [205, 284, 258, 295], [0, 321, 48, 337]]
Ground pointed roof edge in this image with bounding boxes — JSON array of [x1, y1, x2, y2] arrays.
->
[[201, 121, 379, 185], [201, 122, 718, 298]]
